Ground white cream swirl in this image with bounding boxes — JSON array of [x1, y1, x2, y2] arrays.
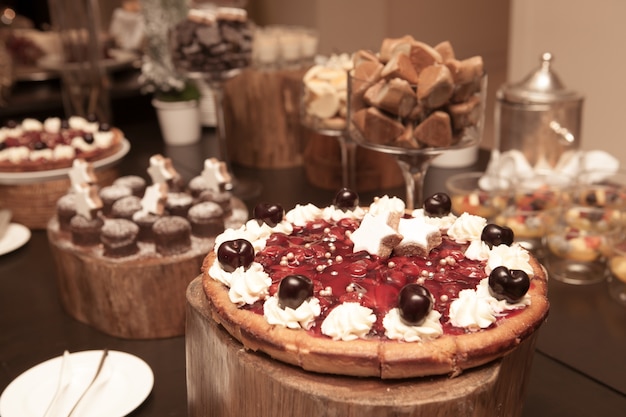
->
[[53, 144, 76, 160], [383, 308, 443, 342], [486, 243, 534, 278], [43, 117, 61, 133], [71, 136, 97, 152], [464, 239, 491, 261], [213, 219, 293, 253], [227, 262, 271, 306], [321, 206, 366, 222], [369, 195, 405, 217], [411, 208, 458, 230], [320, 302, 375, 341], [263, 296, 321, 330], [447, 212, 486, 243], [94, 131, 114, 148], [285, 203, 323, 226], [0, 146, 29, 162], [21, 118, 43, 131], [449, 278, 530, 330], [29, 148, 53, 161]]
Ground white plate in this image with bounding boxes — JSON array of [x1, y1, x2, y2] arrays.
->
[[0, 350, 153, 417], [0, 223, 31, 256], [0, 138, 130, 185]]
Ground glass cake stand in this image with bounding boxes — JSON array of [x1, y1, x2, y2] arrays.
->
[[347, 71, 487, 210]]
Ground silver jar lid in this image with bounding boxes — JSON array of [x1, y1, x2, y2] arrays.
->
[[499, 52, 582, 104]]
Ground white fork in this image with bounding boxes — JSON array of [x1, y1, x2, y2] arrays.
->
[[42, 350, 73, 417]]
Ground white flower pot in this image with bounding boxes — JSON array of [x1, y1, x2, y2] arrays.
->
[[152, 98, 201, 146]]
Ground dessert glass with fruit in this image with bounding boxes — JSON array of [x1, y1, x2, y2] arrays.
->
[[544, 204, 623, 285], [300, 55, 356, 189], [346, 39, 486, 210], [446, 171, 511, 221], [494, 172, 574, 257], [607, 240, 626, 306]]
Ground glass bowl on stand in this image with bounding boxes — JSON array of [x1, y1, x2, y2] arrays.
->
[[347, 70, 487, 210]]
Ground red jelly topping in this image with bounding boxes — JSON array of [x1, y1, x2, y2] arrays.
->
[[250, 215, 520, 339]]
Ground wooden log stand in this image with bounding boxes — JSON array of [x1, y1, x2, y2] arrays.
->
[[186, 276, 538, 417], [0, 167, 118, 229], [47, 220, 211, 339]]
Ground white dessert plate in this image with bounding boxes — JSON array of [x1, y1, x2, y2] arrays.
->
[[0, 138, 130, 185], [0, 223, 31, 256], [0, 350, 153, 417]]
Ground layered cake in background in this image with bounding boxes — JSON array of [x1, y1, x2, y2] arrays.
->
[[186, 189, 549, 416], [0, 115, 124, 172], [47, 155, 247, 339]]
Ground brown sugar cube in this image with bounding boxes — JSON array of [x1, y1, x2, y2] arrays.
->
[[445, 55, 484, 85], [364, 78, 416, 118], [353, 107, 405, 146], [413, 111, 452, 148], [408, 41, 443, 75], [379, 35, 415, 63], [392, 125, 419, 149], [434, 40, 455, 62], [417, 64, 455, 109], [381, 53, 419, 85], [448, 95, 482, 131], [352, 49, 379, 66]]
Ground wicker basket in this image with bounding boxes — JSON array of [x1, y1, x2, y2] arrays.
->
[[0, 167, 119, 229]]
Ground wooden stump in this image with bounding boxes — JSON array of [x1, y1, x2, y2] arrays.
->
[[222, 67, 309, 169], [186, 276, 538, 417], [47, 220, 210, 339], [0, 167, 118, 229]]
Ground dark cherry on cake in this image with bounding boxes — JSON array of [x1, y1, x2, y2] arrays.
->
[[334, 188, 359, 211], [481, 224, 514, 248], [253, 202, 284, 227], [278, 274, 314, 310], [398, 283, 433, 326], [217, 239, 255, 272], [424, 192, 452, 217], [488, 266, 530, 303]]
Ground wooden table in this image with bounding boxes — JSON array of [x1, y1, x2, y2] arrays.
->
[[1, 106, 625, 416]]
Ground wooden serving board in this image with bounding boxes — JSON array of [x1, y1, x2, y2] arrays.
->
[[186, 276, 538, 417]]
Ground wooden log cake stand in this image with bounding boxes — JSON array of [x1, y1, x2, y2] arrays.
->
[[0, 167, 118, 229], [221, 67, 309, 169], [47, 219, 211, 339], [186, 276, 539, 417]]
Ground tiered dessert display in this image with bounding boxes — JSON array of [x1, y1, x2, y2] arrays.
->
[[186, 188, 549, 416], [47, 155, 246, 339], [348, 36, 486, 210], [0, 115, 129, 228], [170, 5, 260, 199]]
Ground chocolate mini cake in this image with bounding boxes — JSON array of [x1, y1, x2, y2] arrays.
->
[[70, 215, 104, 246], [113, 175, 147, 197], [132, 210, 160, 242], [197, 189, 232, 215], [166, 192, 194, 217], [56, 194, 77, 232], [101, 218, 140, 258], [99, 184, 133, 216], [153, 215, 192, 256], [188, 201, 225, 237], [111, 195, 143, 220]]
